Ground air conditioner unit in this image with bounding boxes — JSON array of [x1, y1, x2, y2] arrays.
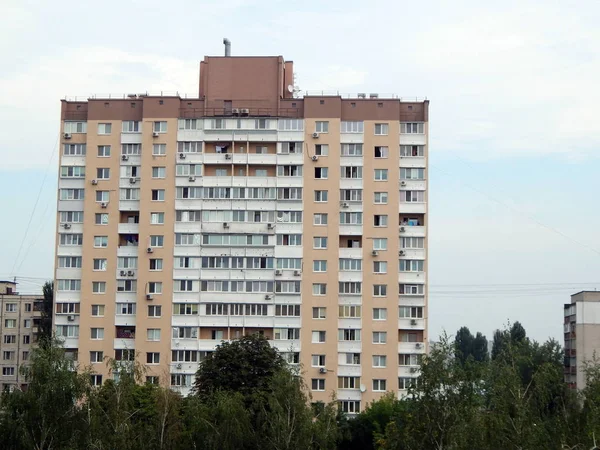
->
[[357, 93, 366, 99], [232, 108, 240, 116], [240, 108, 249, 115], [319, 367, 327, 374], [179, 153, 186, 159], [371, 250, 379, 256], [188, 176, 196, 182], [176, 363, 182, 369], [121, 155, 129, 161], [311, 155, 319, 161], [293, 270, 301, 277], [410, 319, 417, 326], [146, 294, 153, 301], [63, 133, 72, 139], [341, 202, 349, 208], [410, 367, 418, 373], [275, 270, 282, 276], [91, 179, 98, 185], [127, 270, 134, 276], [67, 315, 75, 322], [264, 294, 273, 300], [120, 270, 127, 276], [416, 343, 423, 349], [129, 177, 136, 184], [312, 132, 319, 138], [267, 223, 274, 229], [146, 247, 153, 253], [399, 250, 405, 256], [401, 181, 407, 188], [152, 131, 159, 138], [100, 202, 108, 208], [369, 93, 379, 99], [223, 222, 229, 228], [224, 154, 232, 160], [400, 226, 406, 232], [62, 223, 71, 229]]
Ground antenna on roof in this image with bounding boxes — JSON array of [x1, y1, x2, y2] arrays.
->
[[223, 38, 231, 57]]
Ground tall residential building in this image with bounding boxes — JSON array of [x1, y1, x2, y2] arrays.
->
[[564, 291, 600, 390], [54, 51, 429, 413], [0, 281, 44, 391]]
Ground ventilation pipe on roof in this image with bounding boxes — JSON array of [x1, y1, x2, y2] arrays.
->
[[223, 38, 231, 57]]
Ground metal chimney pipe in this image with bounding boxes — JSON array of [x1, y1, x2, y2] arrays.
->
[[223, 38, 231, 57]]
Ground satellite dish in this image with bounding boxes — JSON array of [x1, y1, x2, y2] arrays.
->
[[360, 384, 366, 393], [287, 84, 294, 93]]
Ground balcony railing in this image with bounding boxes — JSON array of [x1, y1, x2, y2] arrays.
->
[[180, 108, 303, 119]]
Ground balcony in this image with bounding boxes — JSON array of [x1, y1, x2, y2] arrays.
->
[[399, 202, 426, 214], [398, 272, 427, 283], [399, 317, 426, 330], [399, 225, 426, 238], [119, 200, 140, 211], [118, 223, 139, 234], [339, 248, 363, 259], [398, 342, 426, 353]]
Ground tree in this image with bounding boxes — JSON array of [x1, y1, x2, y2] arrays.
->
[[472, 332, 489, 363], [38, 281, 54, 347], [454, 327, 475, 366], [193, 334, 286, 399]]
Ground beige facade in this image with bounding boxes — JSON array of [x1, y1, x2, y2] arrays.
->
[[0, 281, 43, 391], [55, 53, 429, 412], [564, 291, 600, 390]]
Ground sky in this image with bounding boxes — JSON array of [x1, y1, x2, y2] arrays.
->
[[1, 0, 600, 343]]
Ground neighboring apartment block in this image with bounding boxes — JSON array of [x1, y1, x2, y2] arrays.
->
[[564, 291, 600, 390], [55, 51, 429, 412], [0, 281, 43, 391]]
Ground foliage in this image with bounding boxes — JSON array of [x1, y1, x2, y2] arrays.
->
[[38, 281, 54, 348]]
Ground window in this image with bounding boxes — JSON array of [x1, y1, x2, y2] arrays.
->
[[4, 319, 16, 329], [373, 308, 387, 320], [150, 212, 165, 224], [374, 169, 388, 181], [122, 121, 141, 133], [2, 367, 15, 377], [63, 144, 86, 155], [152, 167, 166, 178], [400, 145, 425, 157], [275, 305, 300, 317], [373, 284, 387, 297], [312, 331, 326, 343], [338, 305, 361, 318], [315, 121, 329, 133], [401, 237, 425, 249], [339, 282, 361, 294], [311, 355, 326, 367], [91, 305, 105, 317], [3, 336, 15, 344], [57, 279, 81, 291], [312, 379, 325, 391], [399, 354, 422, 366], [341, 166, 362, 179], [313, 213, 328, 225], [374, 123, 389, 135], [315, 144, 329, 156], [121, 143, 141, 155], [401, 191, 425, 203], [255, 169, 267, 177], [313, 237, 327, 249], [150, 189, 165, 202], [178, 119, 201, 130], [340, 212, 362, 225], [400, 284, 425, 295], [148, 282, 162, 294], [150, 235, 164, 247], [254, 118, 269, 129], [313, 260, 327, 272], [60, 211, 84, 223], [373, 355, 387, 368], [276, 258, 302, 270], [22, 351, 29, 360], [345, 353, 361, 365], [312, 283, 327, 296], [148, 305, 162, 317], [373, 238, 387, 250], [24, 304, 32, 312], [117, 280, 137, 292], [400, 168, 425, 180], [215, 169, 228, 177], [314, 167, 328, 179], [152, 144, 166, 156], [340, 189, 363, 202], [277, 165, 302, 177], [312, 307, 326, 319], [91, 328, 104, 340], [23, 335, 31, 344], [339, 329, 361, 341], [399, 260, 424, 272], [340, 401, 361, 414], [341, 121, 363, 133], [147, 329, 161, 341], [149, 259, 163, 271], [97, 123, 112, 135], [339, 259, 362, 271], [95, 191, 109, 203], [374, 192, 388, 204], [399, 377, 417, 390], [276, 234, 302, 246], [90, 351, 104, 363], [341, 143, 363, 156], [96, 145, 111, 157], [278, 119, 304, 131], [374, 215, 388, 227], [399, 306, 424, 319], [93, 259, 107, 271], [59, 189, 84, 200], [94, 236, 108, 248], [314, 190, 328, 202], [374, 146, 389, 158], [401, 123, 425, 134], [373, 261, 388, 274], [338, 377, 360, 389], [57, 256, 82, 268], [60, 166, 85, 178], [92, 282, 106, 294], [147, 352, 160, 364], [153, 121, 167, 133], [64, 121, 87, 134], [373, 331, 387, 344], [373, 379, 387, 391], [95, 168, 110, 180], [95, 213, 108, 225]]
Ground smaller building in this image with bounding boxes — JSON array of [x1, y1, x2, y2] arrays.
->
[[564, 291, 600, 390], [0, 281, 44, 391]]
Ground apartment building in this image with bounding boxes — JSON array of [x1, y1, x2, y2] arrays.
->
[[0, 281, 44, 391], [564, 291, 600, 390], [55, 51, 429, 412]]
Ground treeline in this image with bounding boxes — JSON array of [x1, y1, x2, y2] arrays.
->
[[1, 326, 600, 450]]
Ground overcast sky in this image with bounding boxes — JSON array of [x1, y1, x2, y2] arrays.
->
[[2, 0, 600, 343]]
